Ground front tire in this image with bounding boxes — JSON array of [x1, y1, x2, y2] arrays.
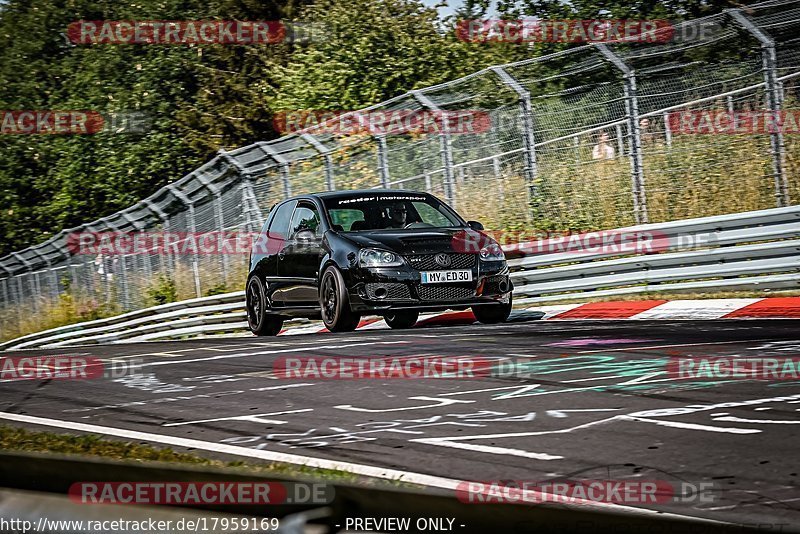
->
[[384, 310, 419, 329], [472, 295, 512, 324], [246, 276, 283, 336], [320, 266, 361, 332]]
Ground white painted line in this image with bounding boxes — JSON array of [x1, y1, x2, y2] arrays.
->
[[576, 338, 776, 354], [163, 409, 313, 427], [0, 411, 732, 522], [621, 416, 761, 434], [411, 440, 564, 460]]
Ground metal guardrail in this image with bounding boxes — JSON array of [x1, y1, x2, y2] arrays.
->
[[0, 451, 774, 534], [1, 205, 798, 351]]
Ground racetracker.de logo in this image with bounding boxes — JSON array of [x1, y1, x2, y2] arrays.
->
[[667, 110, 800, 135], [456, 480, 717, 505], [455, 19, 674, 43], [0, 111, 104, 135], [0, 356, 142, 380], [69, 481, 332, 505], [274, 356, 496, 379], [67, 20, 329, 45], [273, 110, 491, 135], [667, 357, 800, 380]]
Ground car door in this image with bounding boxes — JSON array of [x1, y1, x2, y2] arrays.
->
[[262, 200, 296, 306], [276, 201, 323, 306]]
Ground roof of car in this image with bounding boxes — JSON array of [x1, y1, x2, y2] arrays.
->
[[302, 189, 429, 200]]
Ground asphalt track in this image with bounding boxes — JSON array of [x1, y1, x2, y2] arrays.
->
[[1, 318, 800, 531]]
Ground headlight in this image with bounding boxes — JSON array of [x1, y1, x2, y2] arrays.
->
[[359, 248, 404, 267], [479, 243, 505, 261]]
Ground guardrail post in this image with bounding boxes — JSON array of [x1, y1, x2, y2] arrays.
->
[[596, 44, 648, 224], [728, 8, 790, 207], [168, 186, 202, 298], [301, 133, 336, 191], [411, 90, 456, 206], [490, 66, 540, 219]]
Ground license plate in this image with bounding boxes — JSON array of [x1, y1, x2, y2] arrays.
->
[[420, 270, 472, 284]]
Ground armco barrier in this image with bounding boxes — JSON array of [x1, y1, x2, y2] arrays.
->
[[0, 451, 776, 534], [1, 205, 798, 351]]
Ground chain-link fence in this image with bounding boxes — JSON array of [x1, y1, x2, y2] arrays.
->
[[2, 0, 800, 339]]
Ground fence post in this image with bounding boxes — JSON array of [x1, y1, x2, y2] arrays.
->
[[168, 185, 202, 298], [663, 112, 673, 147], [0, 276, 7, 310], [353, 112, 391, 188], [257, 143, 292, 199], [376, 134, 391, 188], [193, 171, 229, 284], [411, 90, 456, 206], [143, 199, 172, 282], [596, 44, 648, 224], [301, 133, 336, 191], [728, 8, 790, 207], [490, 66, 539, 219]]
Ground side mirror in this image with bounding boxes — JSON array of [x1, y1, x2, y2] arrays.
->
[[467, 220, 484, 231], [294, 229, 316, 243]]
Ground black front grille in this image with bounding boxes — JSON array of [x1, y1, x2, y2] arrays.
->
[[365, 282, 412, 300], [416, 285, 475, 301], [406, 253, 476, 271]]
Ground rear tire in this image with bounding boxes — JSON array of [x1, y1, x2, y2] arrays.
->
[[320, 266, 361, 332], [384, 310, 419, 329], [472, 295, 512, 324], [246, 276, 283, 336]]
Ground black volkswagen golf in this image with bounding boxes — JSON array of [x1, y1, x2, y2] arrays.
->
[[245, 190, 513, 334]]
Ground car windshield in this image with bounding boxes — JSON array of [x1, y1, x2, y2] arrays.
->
[[323, 193, 464, 231]]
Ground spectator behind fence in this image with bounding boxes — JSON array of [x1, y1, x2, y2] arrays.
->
[[592, 131, 615, 160], [639, 117, 656, 147]]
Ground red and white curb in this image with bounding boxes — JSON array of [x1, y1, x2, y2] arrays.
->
[[277, 297, 800, 335]]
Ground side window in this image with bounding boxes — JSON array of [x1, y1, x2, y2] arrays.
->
[[289, 203, 321, 238], [267, 201, 297, 242]]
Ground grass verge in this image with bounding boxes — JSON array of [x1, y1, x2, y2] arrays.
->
[[0, 425, 369, 484]]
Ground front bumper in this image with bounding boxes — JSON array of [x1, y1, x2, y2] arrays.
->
[[347, 260, 512, 313]]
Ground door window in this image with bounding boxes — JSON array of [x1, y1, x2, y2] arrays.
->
[[266, 201, 297, 252], [289, 204, 321, 239]]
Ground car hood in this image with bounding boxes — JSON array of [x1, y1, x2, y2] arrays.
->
[[340, 228, 490, 255]]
